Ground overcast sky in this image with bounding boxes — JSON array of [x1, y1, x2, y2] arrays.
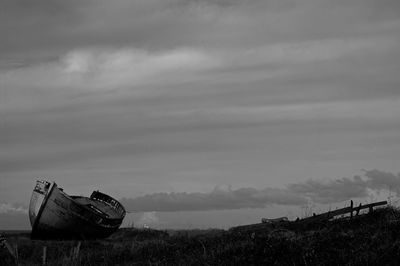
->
[[1, 0, 400, 229]]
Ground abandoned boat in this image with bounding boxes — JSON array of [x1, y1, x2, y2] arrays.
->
[[29, 180, 126, 239]]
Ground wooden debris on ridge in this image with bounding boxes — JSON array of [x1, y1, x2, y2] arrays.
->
[[297, 200, 388, 226], [229, 200, 388, 233]]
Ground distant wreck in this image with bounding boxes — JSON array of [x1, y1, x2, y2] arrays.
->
[[29, 180, 126, 239]]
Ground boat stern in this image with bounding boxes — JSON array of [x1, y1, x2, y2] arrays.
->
[[29, 180, 53, 227]]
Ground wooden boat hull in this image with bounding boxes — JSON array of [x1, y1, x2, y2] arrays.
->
[[29, 180, 126, 239]]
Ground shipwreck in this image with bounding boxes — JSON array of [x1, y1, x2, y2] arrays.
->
[[29, 180, 126, 239]]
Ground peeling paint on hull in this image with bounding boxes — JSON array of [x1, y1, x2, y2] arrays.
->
[[29, 180, 126, 239]]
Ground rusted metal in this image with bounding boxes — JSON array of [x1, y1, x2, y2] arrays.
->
[[29, 180, 126, 239]]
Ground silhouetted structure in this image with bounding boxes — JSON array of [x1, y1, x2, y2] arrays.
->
[[29, 180, 126, 239]]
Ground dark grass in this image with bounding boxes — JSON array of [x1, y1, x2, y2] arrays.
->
[[2, 206, 400, 265]]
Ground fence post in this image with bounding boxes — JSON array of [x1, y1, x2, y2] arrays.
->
[[42, 246, 47, 266], [1, 234, 17, 263], [14, 244, 19, 266], [356, 203, 362, 216], [71, 241, 81, 262], [350, 200, 353, 220], [75, 241, 81, 259]]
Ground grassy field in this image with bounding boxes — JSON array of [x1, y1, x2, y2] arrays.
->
[[2, 206, 400, 265]]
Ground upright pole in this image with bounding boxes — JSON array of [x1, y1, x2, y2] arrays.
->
[[42, 246, 47, 266], [14, 244, 19, 266], [350, 200, 353, 220]]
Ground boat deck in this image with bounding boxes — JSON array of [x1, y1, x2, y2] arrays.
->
[[72, 197, 122, 219]]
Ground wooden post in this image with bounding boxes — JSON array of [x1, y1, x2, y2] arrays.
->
[[75, 241, 81, 259], [42, 246, 47, 266], [1, 236, 16, 261], [356, 203, 362, 216], [350, 200, 353, 220], [71, 241, 81, 261], [298, 200, 387, 225], [14, 244, 19, 266]]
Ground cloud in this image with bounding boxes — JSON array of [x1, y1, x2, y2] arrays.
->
[[1, 47, 218, 93], [121, 186, 308, 212], [363, 169, 400, 193], [0, 203, 30, 230], [230, 37, 393, 66], [1, 0, 400, 213], [287, 176, 368, 204], [0, 203, 28, 214], [61, 47, 219, 88], [121, 170, 400, 212], [286, 170, 400, 204], [2, 0, 399, 67], [136, 212, 161, 227], [162, 98, 400, 123], [0, 46, 219, 115]]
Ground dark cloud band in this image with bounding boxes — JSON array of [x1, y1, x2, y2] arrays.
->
[[121, 170, 400, 212]]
